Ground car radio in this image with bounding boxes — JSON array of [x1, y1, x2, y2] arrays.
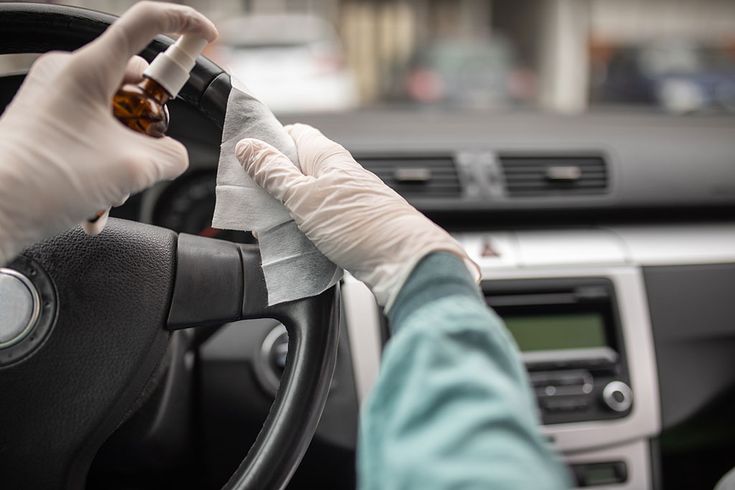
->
[[483, 278, 633, 425]]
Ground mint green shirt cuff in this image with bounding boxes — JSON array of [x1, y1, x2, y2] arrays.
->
[[357, 252, 572, 489]]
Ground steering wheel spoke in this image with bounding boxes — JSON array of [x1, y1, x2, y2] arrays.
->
[[167, 233, 263, 329]]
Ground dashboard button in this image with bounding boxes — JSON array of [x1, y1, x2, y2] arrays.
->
[[542, 397, 589, 413], [572, 461, 628, 487], [602, 381, 633, 412]]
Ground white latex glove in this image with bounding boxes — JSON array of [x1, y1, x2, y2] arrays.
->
[[0, 2, 218, 265], [236, 124, 480, 310]]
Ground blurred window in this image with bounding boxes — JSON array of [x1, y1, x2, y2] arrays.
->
[[2, 0, 734, 115]]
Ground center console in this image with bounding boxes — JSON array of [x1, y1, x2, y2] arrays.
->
[[343, 228, 667, 489], [484, 278, 632, 426]]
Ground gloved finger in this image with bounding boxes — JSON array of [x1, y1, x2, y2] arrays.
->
[[27, 51, 70, 80], [111, 193, 131, 208], [80, 191, 128, 237], [75, 1, 218, 99], [236, 138, 314, 204], [82, 210, 109, 236], [6, 52, 70, 108], [122, 134, 189, 193], [122, 56, 149, 84], [143, 135, 189, 182], [285, 123, 359, 177]]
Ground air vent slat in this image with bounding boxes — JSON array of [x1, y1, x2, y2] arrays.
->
[[499, 155, 608, 198], [503, 166, 606, 172], [359, 155, 461, 198], [503, 167, 606, 173], [502, 173, 607, 181], [368, 174, 459, 182], [500, 164, 605, 168], [370, 170, 458, 177], [507, 182, 607, 189]]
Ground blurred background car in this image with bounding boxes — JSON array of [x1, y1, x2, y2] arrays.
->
[[402, 36, 535, 109], [592, 40, 735, 113], [210, 13, 358, 113]]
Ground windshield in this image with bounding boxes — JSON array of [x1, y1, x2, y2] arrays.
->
[[2, 0, 734, 115]]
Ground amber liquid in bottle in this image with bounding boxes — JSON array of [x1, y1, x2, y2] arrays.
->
[[88, 78, 172, 224], [112, 76, 171, 138]]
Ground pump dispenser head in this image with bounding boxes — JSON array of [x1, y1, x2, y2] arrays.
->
[[143, 34, 208, 98]]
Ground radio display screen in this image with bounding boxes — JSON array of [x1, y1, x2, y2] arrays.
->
[[502, 313, 607, 352]]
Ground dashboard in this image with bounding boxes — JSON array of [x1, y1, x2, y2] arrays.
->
[[105, 99, 735, 489]]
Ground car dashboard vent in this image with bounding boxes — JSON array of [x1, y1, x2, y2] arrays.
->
[[358, 155, 461, 198], [499, 155, 608, 197]]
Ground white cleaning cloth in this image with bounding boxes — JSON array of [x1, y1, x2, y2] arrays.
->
[[212, 78, 342, 305]]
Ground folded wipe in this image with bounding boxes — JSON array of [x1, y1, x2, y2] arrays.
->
[[212, 78, 341, 305]]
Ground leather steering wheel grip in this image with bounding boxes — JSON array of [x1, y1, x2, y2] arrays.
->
[[0, 4, 340, 490], [168, 234, 341, 490]]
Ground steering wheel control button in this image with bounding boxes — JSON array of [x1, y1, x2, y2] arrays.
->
[[0, 257, 58, 368], [0, 268, 40, 349], [602, 381, 633, 413]]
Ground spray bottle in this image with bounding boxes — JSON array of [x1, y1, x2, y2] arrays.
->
[[85, 35, 208, 233]]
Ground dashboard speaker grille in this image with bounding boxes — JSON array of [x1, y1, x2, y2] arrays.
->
[[499, 155, 608, 197], [358, 155, 461, 198]]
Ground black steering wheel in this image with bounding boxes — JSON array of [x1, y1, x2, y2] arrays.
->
[[0, 4, 340, 490]]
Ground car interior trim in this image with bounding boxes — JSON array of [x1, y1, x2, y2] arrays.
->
[[342, 275, 383, 403]]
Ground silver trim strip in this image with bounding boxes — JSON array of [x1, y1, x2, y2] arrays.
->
[[342, 275, 383, 403], [607, 223, 735, 266]]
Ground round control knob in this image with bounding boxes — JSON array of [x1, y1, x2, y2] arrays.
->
[[602, 381, 633, 412]]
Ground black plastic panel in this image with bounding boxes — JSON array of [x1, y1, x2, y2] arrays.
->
[[643, 263, 735, 429]]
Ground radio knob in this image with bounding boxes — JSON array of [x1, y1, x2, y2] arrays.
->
[[602, 381, 633, 412]]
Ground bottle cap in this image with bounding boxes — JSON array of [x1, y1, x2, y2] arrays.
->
[[144, 34, 208, 98]]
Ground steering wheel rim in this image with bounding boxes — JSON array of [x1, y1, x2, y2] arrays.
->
[[0, 4, 340, 490], [0, 2, 230, 127]]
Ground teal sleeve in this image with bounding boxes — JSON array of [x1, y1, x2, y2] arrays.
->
[[357, 252, 572, 490]]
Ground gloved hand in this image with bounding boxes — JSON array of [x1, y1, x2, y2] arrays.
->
[[237, 124, 480, 310], [0, 2, 217, 265]]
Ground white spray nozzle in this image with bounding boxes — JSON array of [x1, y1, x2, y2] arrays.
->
[[144, 34, 208, 98]]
